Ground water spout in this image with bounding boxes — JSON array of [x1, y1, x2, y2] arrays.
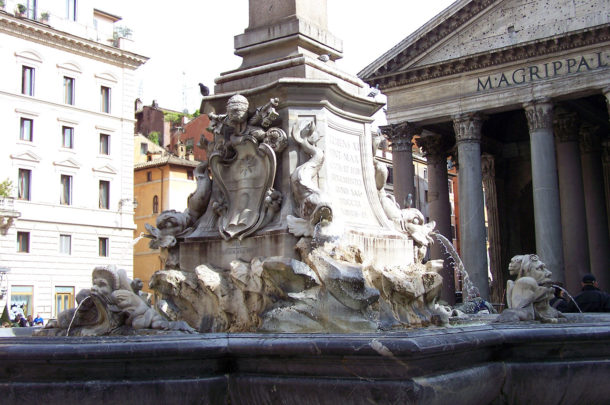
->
[[552, 284, 582, 313], [66, 295, 91, 336], [432, 231, 478, 301], [132, 232, 146, 246]]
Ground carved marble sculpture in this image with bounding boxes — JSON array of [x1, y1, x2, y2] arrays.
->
[[207, 95, 285, 240], [495, 254, 564, 323], [372, 134, 436, 262], [143, 95, 445, 333], [35, 265, 193, 336], [287, 120, 333, 237]]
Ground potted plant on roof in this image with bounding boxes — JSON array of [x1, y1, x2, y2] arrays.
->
[[40, 11, 49, 22], [15, 3, 26, 17]]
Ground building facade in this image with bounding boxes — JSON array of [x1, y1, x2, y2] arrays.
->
[[0, 1, 147, 319], [360, 0, 610, 300]]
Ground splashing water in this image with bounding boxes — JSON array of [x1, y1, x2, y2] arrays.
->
[[132, 232, 146, 246], [552, 284, 582, 313], [432, 231, 479, 301], [66, 295, 91, 336]]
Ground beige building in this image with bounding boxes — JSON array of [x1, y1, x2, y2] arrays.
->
[[133, 137, 198, 293], [360, 0, 610, 300], [0, 1, 147, 319]]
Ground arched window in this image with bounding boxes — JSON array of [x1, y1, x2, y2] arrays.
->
[[152, 195, 159, 213]]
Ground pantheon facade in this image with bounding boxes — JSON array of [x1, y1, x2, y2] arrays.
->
[[360, 0, 610, 301]]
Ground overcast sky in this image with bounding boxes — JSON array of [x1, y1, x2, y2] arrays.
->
[[102, 0, 455, 114]]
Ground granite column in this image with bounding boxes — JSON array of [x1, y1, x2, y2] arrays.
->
[[553, 110, 590, 293], [453, 113, 489, 300], [523, 100, 565, 284], [580, 124, 610, 290], [481, 153, 503, 304], [416, 134, 455, 304], [381, 122, 421, 208]]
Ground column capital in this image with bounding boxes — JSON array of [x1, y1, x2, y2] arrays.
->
[[579, 123, 602, 154], [452, 113, 484, 144], [379, 121, 422, 152], [523, 99, 553, 132], [553, 110, 580, 143], [415, 133, 454, 164]]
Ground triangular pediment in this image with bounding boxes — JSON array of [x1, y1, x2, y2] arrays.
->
[[10, 151, 41, 163], [412, 0, 609, 69], [53, 158, 81, 169], [360, 0, 610, 82], [93, 164, 117, 174]]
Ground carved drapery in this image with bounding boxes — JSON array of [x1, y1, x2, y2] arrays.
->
[[481, 153, 502, 304]]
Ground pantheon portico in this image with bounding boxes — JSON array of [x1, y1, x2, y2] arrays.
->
[[360, 0, 610, 300]]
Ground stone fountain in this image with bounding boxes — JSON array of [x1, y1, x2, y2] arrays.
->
[[2, 1, 610, 403]]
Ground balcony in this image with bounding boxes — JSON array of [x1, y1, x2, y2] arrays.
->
[[0, 197, 21, 235]]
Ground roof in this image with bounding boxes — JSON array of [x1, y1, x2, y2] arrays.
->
[[93, 9, 122, 23], [134, 155, 201, 170]]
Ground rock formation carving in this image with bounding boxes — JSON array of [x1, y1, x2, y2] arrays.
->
[[35, 265, 193, 336], [495, 254, 564, 323], [288, 120, 332, 237]]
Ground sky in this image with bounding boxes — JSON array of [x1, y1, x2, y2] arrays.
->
[[102, 0, 456, 114]]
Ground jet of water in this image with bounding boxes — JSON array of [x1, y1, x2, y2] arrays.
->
[[66, 295, 91, 336], [551, 284, 582, 313], [432, 231, 479, 301]]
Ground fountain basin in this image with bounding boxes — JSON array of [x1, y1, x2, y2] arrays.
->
[[1, 314, 609, 404]]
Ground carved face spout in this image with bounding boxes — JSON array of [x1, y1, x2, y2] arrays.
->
[[525, 255, 552, 285], [91, 277, 112, 299]]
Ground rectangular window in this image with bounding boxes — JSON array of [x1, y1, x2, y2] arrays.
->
[[18, 169, 31, 200], [66, 0, 77, 21], [55, 286, 74, 317], [59, 234, 71, 254], [62, 126, 74, 149], [99, 180, 109, 209], [140, 142, 148, 155], [146, 171, 152, 182], [99, 134, 110, 155], [11, 285, 33, 317], [98, 237, 109, 257], [22, 66, 35, 96], [63, 76, 75, 105], [187, 170, 194, 180], [100, 86, 111, 113], [20, 118, 33, 141], [60, 175, 72, 205], [17, 232, 30, 253], [26, 0, 37, 19]]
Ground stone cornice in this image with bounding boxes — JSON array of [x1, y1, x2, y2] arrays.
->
[[0, 13, 148, 69], [364, 24, 610, 90]]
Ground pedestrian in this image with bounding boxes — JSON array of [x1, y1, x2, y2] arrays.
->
[[33, 314, 44, 325], [550, 286, 569, 312], [564, 274, 610, 312]]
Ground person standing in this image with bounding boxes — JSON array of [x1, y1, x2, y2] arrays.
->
[[565, 274, 610, 312]]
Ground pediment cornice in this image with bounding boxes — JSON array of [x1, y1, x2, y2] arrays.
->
[[364, 24, 610, 90], [0, 13, 148, 69]]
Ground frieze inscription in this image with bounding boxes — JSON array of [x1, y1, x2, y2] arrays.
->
[[476, 51, 609, 92]]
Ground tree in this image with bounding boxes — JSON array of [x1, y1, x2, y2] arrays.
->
[[0, 179, 13, 197], [148, 132, 160, 145]]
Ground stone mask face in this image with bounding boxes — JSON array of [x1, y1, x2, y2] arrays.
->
[[227, 102, 248, 124], [91, 277, 112, 298]]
